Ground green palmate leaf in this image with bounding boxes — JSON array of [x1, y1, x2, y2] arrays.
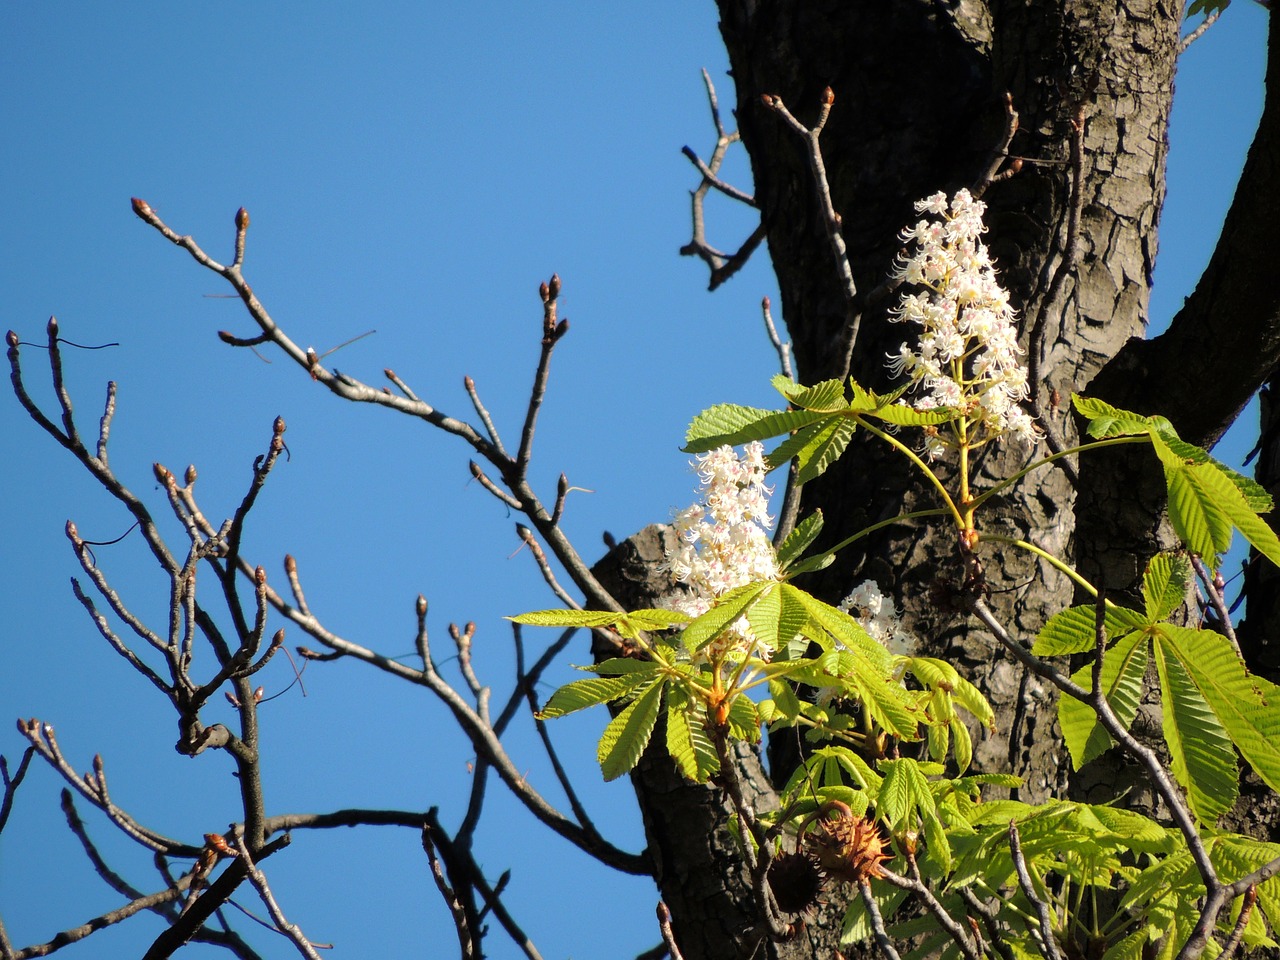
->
[[1088, 805, 1174, 856], [510, 609, 630, 628], [622, 609, 693, 633], [1154, 641, 1238, 823], [679, 581, 770, 654], [788, 587, 893, 669], [847, 378, 952, 426], [1162, 457, 1238, 563], [767, 677, 801, 721], [776, 509, 824, 570], [726, 692, 762, 743], [767, 415, 857, 483], [950, 717, 973, 774], [1060, 629, 1148, 768], [772, 374, 849, 412], [1144, 553, 1193, 622], [1160, 434, 1272, 512], [666, 700, 718, 782], [684, 404, 828, 453], [1188, 0, 1230, 17], [1160, 625, 1280, 794], [1032, 604, 1145, 656], [878, 758, 951, 871], [1213, 834, 1280, 940], [597, 679, 665, 781], [537, 668, 659, 719], [589, 658, 664, 676], [1072, 395, 1173, 439]]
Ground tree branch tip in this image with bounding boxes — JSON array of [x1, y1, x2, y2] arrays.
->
[[416, 594, 428, 617], [554, 317, 570, 340], [130, 197, 153, 219], [153, 462, 176, 488], [255, 565, 268, 586], [284, 553, 296, 574], [235, 207, 250, 230], [548, 273, 561, 299], [272, 415, 286, 436], [46, 315, 59, 336], [820, 86, 835, 106]]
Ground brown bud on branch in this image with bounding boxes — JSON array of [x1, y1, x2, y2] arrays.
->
[[235, 207, 250, 230]]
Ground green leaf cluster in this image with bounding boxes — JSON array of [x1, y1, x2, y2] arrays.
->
[[685, 375, 949, 484], [1073, 396, 1279, 572]]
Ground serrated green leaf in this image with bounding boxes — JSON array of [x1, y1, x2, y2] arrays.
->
[[598, 679, 664, 780], [768, 677, 801, 721], [1072, 395, 1173, 438], [1163, 458, 1237, 563], [510, 608, 629, 628], [772, 375, 849, 412], [951, 675, 996, 730], [1160, 434, 1272, 512], [1154, 640, 1238, 822], [624, 609, 693, 631], [877, 758, 935, 831], [1216, 480, 1280, 568], [1060, 630, 1148, 768], [951, 717, 973, 774], [589, 658, 664, 676], [1088, 806, 1174, 855], [684, 404, 829, 452], [726, 693, 761, 743], [1033, 604, 1146, 656], [1161, 625, 1280, 795], [767, 415, 857, 483], [679, 581, 770, 654], [1144, 553, 1193, 622], [666, 700, 718, 782], [777, 510, 824, 570], [847, 378, 954, 426], [537, 670, 657, 719], [1212, 834, 1280, 940]]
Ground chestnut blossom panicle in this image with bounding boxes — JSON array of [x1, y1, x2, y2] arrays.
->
[[664, 442, 779, 662], [888, 189, 1039, 457], [838, 580, 915, 658]]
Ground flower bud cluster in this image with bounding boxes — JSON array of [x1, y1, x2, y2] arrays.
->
[[665, 442, 778, 661], [888, 189, 1038, 457], [838, 580, 915, 657]]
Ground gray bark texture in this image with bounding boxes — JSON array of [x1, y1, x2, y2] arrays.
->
[[591, 3, 1280, 959]]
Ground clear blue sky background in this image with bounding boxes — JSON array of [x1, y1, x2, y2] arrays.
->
[[0, 4, 1269, 958]]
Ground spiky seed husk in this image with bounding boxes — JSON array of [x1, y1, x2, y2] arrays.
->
[[767, 851, 825, 915], [807, 812, 890, 884]]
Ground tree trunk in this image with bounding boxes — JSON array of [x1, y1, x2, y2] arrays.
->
[[608, 3, 1280, 956]]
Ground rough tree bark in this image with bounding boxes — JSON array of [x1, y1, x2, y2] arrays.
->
[[597, 3, 1280, 958]]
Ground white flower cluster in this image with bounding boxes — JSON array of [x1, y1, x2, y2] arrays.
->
[[838, 580, 915, 658], [888, 189, 1038, 457], [666, 442, 779, 661]]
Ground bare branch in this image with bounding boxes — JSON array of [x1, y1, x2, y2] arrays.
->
[[761, 89, 860, 375], [1008, 821, 1066, 960], [234, 834, 324, 960], [423, 823, 477, 960], [858, 880, 904, 960], [1180, 10, 1223, 53], [657, 902, 686, 960], [0, 749, 34, 836]]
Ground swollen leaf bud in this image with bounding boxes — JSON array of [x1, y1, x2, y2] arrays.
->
[[273, 416, 286, 436], [285, 554, 297, 575], [131, 197, 153, 219], [153, 463, 175, 488], [185, 465, 198, 485], [416, 595, 428, 618], [47, 316, 59, 337], [65, 520, 79, 542], [762, 296, 771, 311], [255, 566, 267, 586], [821, 86, 835, 106], [464, 375, 474, 390], [271, 628, 285, 648], [218, 330, 236, 343], [235, 207, 250, 230], [554, 318, 569, 340], [548, 273, 561, 299], [5, 330, 18, 348], [761, 94, 776, 107], [253, 687, 265, 702], [539, 281, 550, 303]]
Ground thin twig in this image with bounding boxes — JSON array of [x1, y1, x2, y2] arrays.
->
[[1219, 886, 1257, 960], [1180, 10, 1223, 53], [0, 749, 35, 836], [761, 89, 860, 376], [859, 881, 904, 960], [234, 835, 323, 960], [1008, 821, 1067, 960], [656, 902, 686, 960], [1190, 554, 1243, 657], [423, 823, 477, 959]]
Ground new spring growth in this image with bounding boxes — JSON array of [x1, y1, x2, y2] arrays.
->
[[888, 189, 1038, 458]]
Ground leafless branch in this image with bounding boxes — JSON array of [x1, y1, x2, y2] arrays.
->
[[858, 880, 904, 960], [234, 834, 324, 960], [972, 93, 1021, 197], [1008, 821, 1066, 960], [1218, 886, 1257, 960], [0, 748, 34, 836], [656, 902, 686, 960], [761, 89, 861, 376], [1191, 554, 1242, 657], [423, 823, 477, 960], [679, 69, 763, 291], [879, 855, 979, 960], [1180, 10, 1223, 53]]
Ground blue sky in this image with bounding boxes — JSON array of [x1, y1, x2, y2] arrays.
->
[[0, 4, 1269, 958]]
